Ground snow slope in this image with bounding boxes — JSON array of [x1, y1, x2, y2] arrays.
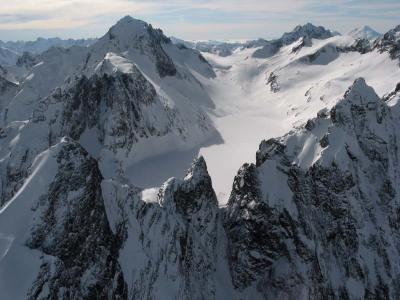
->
[[348, 25, 382, 41], [197, 34, 400, 204], [106, 23, 400, 205]]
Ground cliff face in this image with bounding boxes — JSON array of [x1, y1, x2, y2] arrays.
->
[[26, 139, 127, 299], [102, 157, 219, 299], [224, 79, 400, 299], [0, 139, 127, 299], [374, 25, 400, 62]]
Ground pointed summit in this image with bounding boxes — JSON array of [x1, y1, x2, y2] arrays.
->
[[97, 15, 171, 50], [348, 25, 381, 41], [93, 16, 176, 77], [106, 15, 149, 42], [184, 156, 210, 182], [343, 78, 380, 104]]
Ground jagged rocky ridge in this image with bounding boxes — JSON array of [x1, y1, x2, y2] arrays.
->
[[26, 139, 127, 299], [374, 25, 400, 62], [3, 76, 400, 299], [102, 156, 219, 299], [172, 23, 336, 58], [1, 16, 400, 300], [225, 78, 400, 298], [253, 23, 336, 58], [339, 25, 400, 61]]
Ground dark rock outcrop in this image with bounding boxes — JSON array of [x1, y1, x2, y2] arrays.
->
[[224, 78, 400, 299], [26, 139, 127, 299]]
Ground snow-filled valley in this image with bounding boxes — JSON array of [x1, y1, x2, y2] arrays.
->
[[129, 34, 400, 204], [1, 17, 400, 299]]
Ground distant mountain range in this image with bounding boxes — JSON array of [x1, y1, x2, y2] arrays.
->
[[171, 24, 385, 57], [0, 37, 97, 56]]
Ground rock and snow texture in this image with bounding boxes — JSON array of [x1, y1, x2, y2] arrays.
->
[[252, 23, 336, 58], [0, 138, 127, 299], [0, 15, 217, 207], [2, 16, 400, 299], [198, 25, 400, 204], [374, 25, 400, 62], [224, 79, 400, 299], [103, 157, 219, 299]]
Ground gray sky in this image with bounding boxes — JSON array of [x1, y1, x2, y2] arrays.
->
[[0, 0, 399, 41]]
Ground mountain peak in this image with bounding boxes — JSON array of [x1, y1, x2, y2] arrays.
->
[[101, 15, 171, 49], [348, 25, 381, 40], [295, 22, 319, 30], [362, 25, 374, 31], [343, 78, 380, 105], [115, 15, 147, 27], [293, 23, 329, 33], [184, 156, 210, 182], [280, 23, 334, 46], [108, 15, 149, 39]]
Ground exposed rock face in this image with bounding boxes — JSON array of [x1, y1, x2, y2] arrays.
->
[[344, 38, 372, 54], [253, 23, 335, 58], [374, 25, 400, 62], [16, 51, 39, 68], [0, 75, 18, 124], [280, 23, 335, 46], [97, 16, 176, 78], [25, 139, 126, 299], [56, 69, 160, 150], [224, 78, 400, 299], [267, 72, 280, 93], [3, 76, 400, 299], [103, 157, 219, 299]]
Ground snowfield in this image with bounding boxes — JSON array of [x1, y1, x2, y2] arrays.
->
[[187, 35, 400, 204]]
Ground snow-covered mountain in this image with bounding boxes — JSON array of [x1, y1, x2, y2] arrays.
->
[[0, 37, 97, 55], [171, 23, 337, 58], [225, 78, 400, 298], [374, 25, 400, 62], [1, 17, 400, 299], [0, 15, 217, 208], [253, 23, 337, 58], [348, 25, 382, 41]]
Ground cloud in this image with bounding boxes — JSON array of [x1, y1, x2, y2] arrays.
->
[[0, 0, 398, 40], [0, 0, 156, 29]]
